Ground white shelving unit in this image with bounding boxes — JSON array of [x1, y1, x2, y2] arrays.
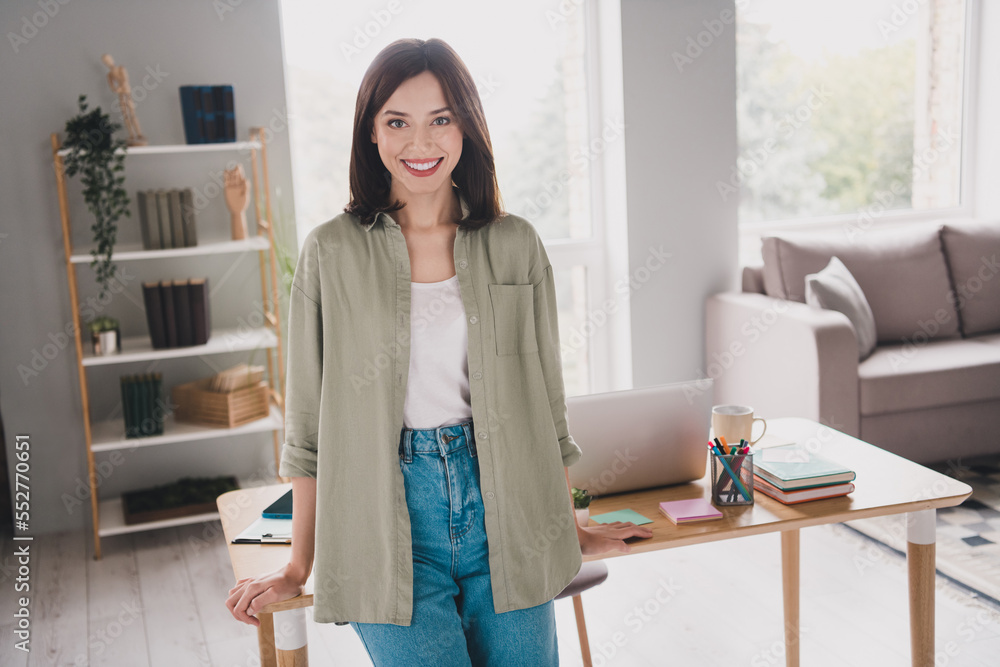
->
[[50, 129, 287, 559]]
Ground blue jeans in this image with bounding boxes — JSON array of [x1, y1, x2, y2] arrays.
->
[[349, 418, 559, 666]]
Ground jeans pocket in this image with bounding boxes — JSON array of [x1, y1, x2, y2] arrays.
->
[[487, 283, 538, 356]]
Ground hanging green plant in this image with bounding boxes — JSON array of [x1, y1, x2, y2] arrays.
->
[[62, 93, 131, 303]]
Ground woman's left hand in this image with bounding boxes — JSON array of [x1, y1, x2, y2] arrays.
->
[[577, 521, 653, 556]]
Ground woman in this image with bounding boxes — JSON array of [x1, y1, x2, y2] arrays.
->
[[226, 37, 652, 665]]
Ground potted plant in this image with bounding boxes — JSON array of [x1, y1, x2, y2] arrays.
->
[[89, 315, 121, 356], [62, 94, 130, 309], [571, 487, 593, 527]]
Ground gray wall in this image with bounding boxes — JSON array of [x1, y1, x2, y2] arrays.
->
[[0, 0, 295, 533], [620, 0, 740, 387]]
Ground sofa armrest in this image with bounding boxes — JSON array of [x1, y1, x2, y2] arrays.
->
[[705, 292, 860, 437]]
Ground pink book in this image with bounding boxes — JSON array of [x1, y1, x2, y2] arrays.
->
[[659, 498, 723, 524]]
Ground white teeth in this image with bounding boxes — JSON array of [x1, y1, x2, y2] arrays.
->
[[403, 158, 441, 171]]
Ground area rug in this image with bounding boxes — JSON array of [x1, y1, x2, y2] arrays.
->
[[843, 454, 1000, 606]]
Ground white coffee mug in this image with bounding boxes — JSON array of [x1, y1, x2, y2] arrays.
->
[[711, 404, 766, 446]]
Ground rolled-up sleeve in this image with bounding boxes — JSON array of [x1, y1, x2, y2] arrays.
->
[[278, 278, 323, 479], [532, 258, 583, 468]]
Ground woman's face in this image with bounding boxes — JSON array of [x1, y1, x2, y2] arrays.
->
[[370, 70, 465, 197]]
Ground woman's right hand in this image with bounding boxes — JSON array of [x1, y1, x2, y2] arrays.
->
[[226, 563, 308, 627]]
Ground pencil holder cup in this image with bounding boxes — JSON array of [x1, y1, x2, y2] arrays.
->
[[710, 451, 754, 506]]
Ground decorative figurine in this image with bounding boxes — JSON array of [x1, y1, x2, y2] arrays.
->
[[101, 53, 147, 147]]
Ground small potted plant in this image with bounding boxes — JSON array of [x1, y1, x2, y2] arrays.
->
[[90, 315, 121, 355], [571, 487, 593, 527]]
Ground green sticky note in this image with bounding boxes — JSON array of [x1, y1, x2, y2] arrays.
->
[[588, 508, 653, 525]]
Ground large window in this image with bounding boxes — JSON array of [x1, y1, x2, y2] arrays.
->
[[279, 0, 611, 395], [735, 0, 970, 263]]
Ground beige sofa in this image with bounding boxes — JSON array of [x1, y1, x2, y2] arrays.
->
[[705, 220, 1000, 464]]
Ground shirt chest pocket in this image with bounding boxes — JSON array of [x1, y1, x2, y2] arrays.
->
[[487, 283, 538, 356]]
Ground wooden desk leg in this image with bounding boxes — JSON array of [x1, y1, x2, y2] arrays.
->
[[274, 606, 309, 667], [257, 612, 277, 667], [781, 529, 800, 667], [907, 509, 936, 667]]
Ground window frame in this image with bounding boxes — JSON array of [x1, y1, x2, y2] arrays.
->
[[735, 0, 980, 241], [544, 0, 632, 396]]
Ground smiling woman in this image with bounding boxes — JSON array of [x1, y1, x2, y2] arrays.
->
[[226, 36, 651, 666]]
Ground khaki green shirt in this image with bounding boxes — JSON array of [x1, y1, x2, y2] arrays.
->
[[278, 189, 584, 625]]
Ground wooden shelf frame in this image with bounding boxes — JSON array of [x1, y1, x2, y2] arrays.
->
[[50, 128, 287, 559]]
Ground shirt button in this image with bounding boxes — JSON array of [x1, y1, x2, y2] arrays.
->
[[478, 431, 488, 440], [485, 491, 495, 499], [473, 371, 482, 379], [458, 259, 468, 269], [469, 315, 478, 324]]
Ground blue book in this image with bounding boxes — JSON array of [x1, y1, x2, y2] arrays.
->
[[754, 444, 856, 490], [179, 85, 204, 144]]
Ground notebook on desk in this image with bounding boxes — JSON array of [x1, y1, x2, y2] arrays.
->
[[566, 379, 714, 496]]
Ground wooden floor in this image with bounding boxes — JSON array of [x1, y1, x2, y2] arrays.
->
[[2, 521, 999, 666]]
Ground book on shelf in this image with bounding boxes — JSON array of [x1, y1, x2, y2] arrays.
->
[[753, 444, 856, 490], [179, 188, 197, 246], [137, 190, 152, 250], [167, 190, 186, 248], [141, 283, 166, 349], [188, 278, 210, 345], [120, 373, 164, 438], [137, 188, 197, 250], [753, 475, 855, 504], [172, 280, 194, 347], [180, 85, 236, 144], [142, 278, 211, 349], [160, 280, 178, 347], [658, 498, 723, 524], [155, 189, 173, 248]]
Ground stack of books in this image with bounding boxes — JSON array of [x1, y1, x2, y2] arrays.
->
[[120, 372, 164, 438], [141, 278, 211, 349], [136, 188, 197, 249], [752, 444, 856, 504]]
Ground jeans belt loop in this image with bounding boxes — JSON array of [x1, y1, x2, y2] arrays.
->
[[463, 421, 476, 458], [399, 428, 413, 463]]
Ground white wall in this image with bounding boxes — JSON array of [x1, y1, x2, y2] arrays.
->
[[0, 0, 295, 533], [973, 0, 1000, 217], [619, 0, 739, 387]]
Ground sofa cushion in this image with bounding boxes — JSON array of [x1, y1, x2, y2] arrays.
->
[[805, 257, 878, 361], [742, 265, 765, 294], [858, 337, 1000, 415], [939, 221, 1000, 336], [761, 227, 959, 343]]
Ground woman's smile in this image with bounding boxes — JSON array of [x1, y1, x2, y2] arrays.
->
[[401, 157, 444, 176]]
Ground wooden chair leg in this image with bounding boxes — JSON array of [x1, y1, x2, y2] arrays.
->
[[257, 612, 277, 667], [572, 594, 594, 667]]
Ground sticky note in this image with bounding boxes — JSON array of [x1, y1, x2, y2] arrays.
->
[[588, 508, 653, 525]]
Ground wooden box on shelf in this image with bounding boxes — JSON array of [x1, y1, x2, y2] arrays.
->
[[172, 377, 269, 428]]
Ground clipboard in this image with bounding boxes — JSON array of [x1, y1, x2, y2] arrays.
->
[[232, 516, 293, 544]]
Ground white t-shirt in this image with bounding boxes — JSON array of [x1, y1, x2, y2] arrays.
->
[[402, 274, 474, 429]]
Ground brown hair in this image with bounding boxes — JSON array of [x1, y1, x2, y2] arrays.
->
[[345, 38, 504, 230]]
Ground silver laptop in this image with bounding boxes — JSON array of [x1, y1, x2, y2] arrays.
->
[[566, 379, 713, 496]]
